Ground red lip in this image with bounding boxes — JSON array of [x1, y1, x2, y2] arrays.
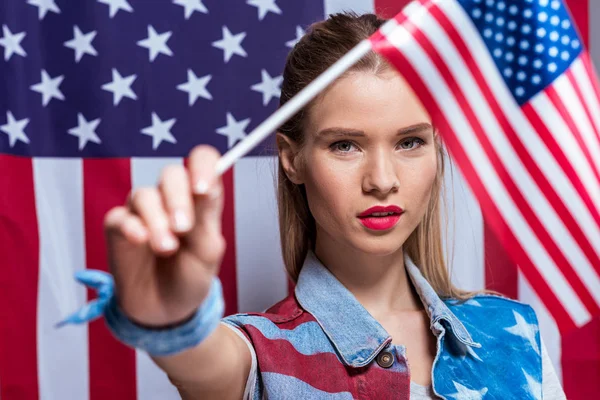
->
[[357, 205, 404, 231], [358, 205, 404, 217]]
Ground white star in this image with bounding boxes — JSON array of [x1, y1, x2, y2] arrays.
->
[[504, 310, 540, 354], [173, 0, 208, 19], [212, 26, 247, 63], [27, 0, 60, 20], [467, 299, 482, 307], [102, 69, 137, 105], [141, 113, 177, 150], [97, 0, 133, 18], [30, 70, 65, 106], [0, 25, 27, 61], [448, 382, 488, 400], [68, 113, 101, 150], [137, 26, 173, 62], [1, 111, 30, 147], [216, 113, 250, 148], [64, 26, 98, 63], [177, 69, 212, 106], [247, 0, 282, 21], [286, 26, 304, 48], [522, 369, 542, 399], [251, 69, 282, 106]]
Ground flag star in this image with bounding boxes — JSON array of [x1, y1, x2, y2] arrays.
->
[[97, 0, 133, 18], [504, 310, 540, 354], [286, 26, 304, 48], [141, 113, 177, 150], [27, 0, 60, 20], [467, 299, 482, 307], [217, 112, 250, 148], [448, 382, 488, 400], [522, 369, 542, 398], [64, 26, 98, 63], [137, 26, 173, 62], [247, 0, 282, 20], [68, 113, 101, 150], [1, 111, 30, 147], [177, 69, 212, 106], [0, 25, 27, 61], [102, 68, 137, 105], [173, 0, 208, 19], [30, 70, 65, 106], [251, 69, 282, 106], [212, 26, 247, 63]]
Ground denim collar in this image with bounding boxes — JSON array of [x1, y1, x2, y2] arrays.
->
[[294, 250, 480, 368]]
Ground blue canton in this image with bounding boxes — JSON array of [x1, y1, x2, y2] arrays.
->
[[459, 0, 582, 104]]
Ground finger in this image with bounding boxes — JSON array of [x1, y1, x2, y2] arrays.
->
[[158, 164, 194, 235], [188, 145, 221, 195], [104, 206, 149, 246], [129, 187, 179, 256]]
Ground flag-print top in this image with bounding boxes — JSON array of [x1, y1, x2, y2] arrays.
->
[[222, 251, 543, 399]]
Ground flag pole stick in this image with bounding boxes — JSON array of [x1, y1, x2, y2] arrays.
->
[[215, 39, 373, 175]]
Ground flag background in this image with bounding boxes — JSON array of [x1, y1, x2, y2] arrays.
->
[[0, 0, 597, 399]]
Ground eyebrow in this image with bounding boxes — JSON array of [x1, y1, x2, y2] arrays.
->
[[315, 122, 433, 138]]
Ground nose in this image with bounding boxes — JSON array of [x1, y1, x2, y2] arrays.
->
[[362, 149, 400, 195]]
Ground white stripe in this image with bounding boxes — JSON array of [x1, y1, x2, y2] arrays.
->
[[435, 2, 600, 261], [416, 7, 600, 307], [323, 0, 375, 16], [34, 159, 89, 400], [443, 160, 485, 292], [385, 10, 589, 325], [234, 156, 288, 313], [571, 59, 600, 140], [519, 272, 563, 383], [131, 158, 182, 400], [553, 73, 600, 178], [531, 94, 600, 205]]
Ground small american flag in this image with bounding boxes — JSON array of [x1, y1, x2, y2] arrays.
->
[[371, 0, 600, 333]]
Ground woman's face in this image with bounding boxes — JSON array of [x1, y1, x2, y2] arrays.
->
[[298, 69, 438, 256]]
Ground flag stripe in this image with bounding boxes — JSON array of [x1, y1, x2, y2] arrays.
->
[[34, 159, 89, 400], [83, 159, 137, 400], [408, 2, 600, 317], [566, 65, 600, 147], [130, 157, 182, 400], [0, 155, 40, 400]]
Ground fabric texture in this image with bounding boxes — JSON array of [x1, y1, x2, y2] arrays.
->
[[222, 250, 566, 399]]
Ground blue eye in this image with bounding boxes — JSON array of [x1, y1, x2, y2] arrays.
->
[[330, 141, 357, 153], [399, 137, 425, 150]]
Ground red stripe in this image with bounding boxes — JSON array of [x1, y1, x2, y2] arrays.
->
[[0, 155, 39, 400], [246, 325, 410, 397], [567, 66, 600, 145], [404, 12, 600, 317], [374, 0, 412, 19], [545, 84, 600, 185], [220, 168, 238, 316], [372, 30, 576, 332], [83, 159, 136, 400], [562, 2, 600, 399]]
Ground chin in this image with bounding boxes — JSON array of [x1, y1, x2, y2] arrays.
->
[[348, 236, 406, 257]]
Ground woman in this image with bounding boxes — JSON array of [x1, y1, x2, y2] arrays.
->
[[71, 12, 566, 399]]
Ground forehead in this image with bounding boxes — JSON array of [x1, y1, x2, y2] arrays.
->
[[307, 69, 430, 134]]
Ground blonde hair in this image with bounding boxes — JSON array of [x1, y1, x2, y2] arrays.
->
[[277, 12, 481, 300]]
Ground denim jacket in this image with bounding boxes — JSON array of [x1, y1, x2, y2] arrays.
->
[[222, 250, 543, 399]]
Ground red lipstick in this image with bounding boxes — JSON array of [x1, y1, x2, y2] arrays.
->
[[358, 205, 403, 231]]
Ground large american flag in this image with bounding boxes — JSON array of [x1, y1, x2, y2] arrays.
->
[[0, 1, 597, 400]]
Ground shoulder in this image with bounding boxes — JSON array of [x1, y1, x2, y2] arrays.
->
[[221, 293, 316, 339]]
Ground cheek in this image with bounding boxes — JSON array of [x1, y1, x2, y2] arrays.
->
[[402, 153, 438, 210]]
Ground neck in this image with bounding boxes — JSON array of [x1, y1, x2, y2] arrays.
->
[[313, 231, 423, 318]]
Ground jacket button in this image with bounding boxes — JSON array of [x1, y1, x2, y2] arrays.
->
[[376, 351, 394, 368]]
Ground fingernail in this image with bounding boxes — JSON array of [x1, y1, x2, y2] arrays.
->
[[160, 236, 177, 251], [208, 186, 222, 200], [195, 181, 209, 195], [173, 211, 191, 232]]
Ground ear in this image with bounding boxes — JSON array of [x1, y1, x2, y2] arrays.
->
[[277, 132, 304, 185]]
